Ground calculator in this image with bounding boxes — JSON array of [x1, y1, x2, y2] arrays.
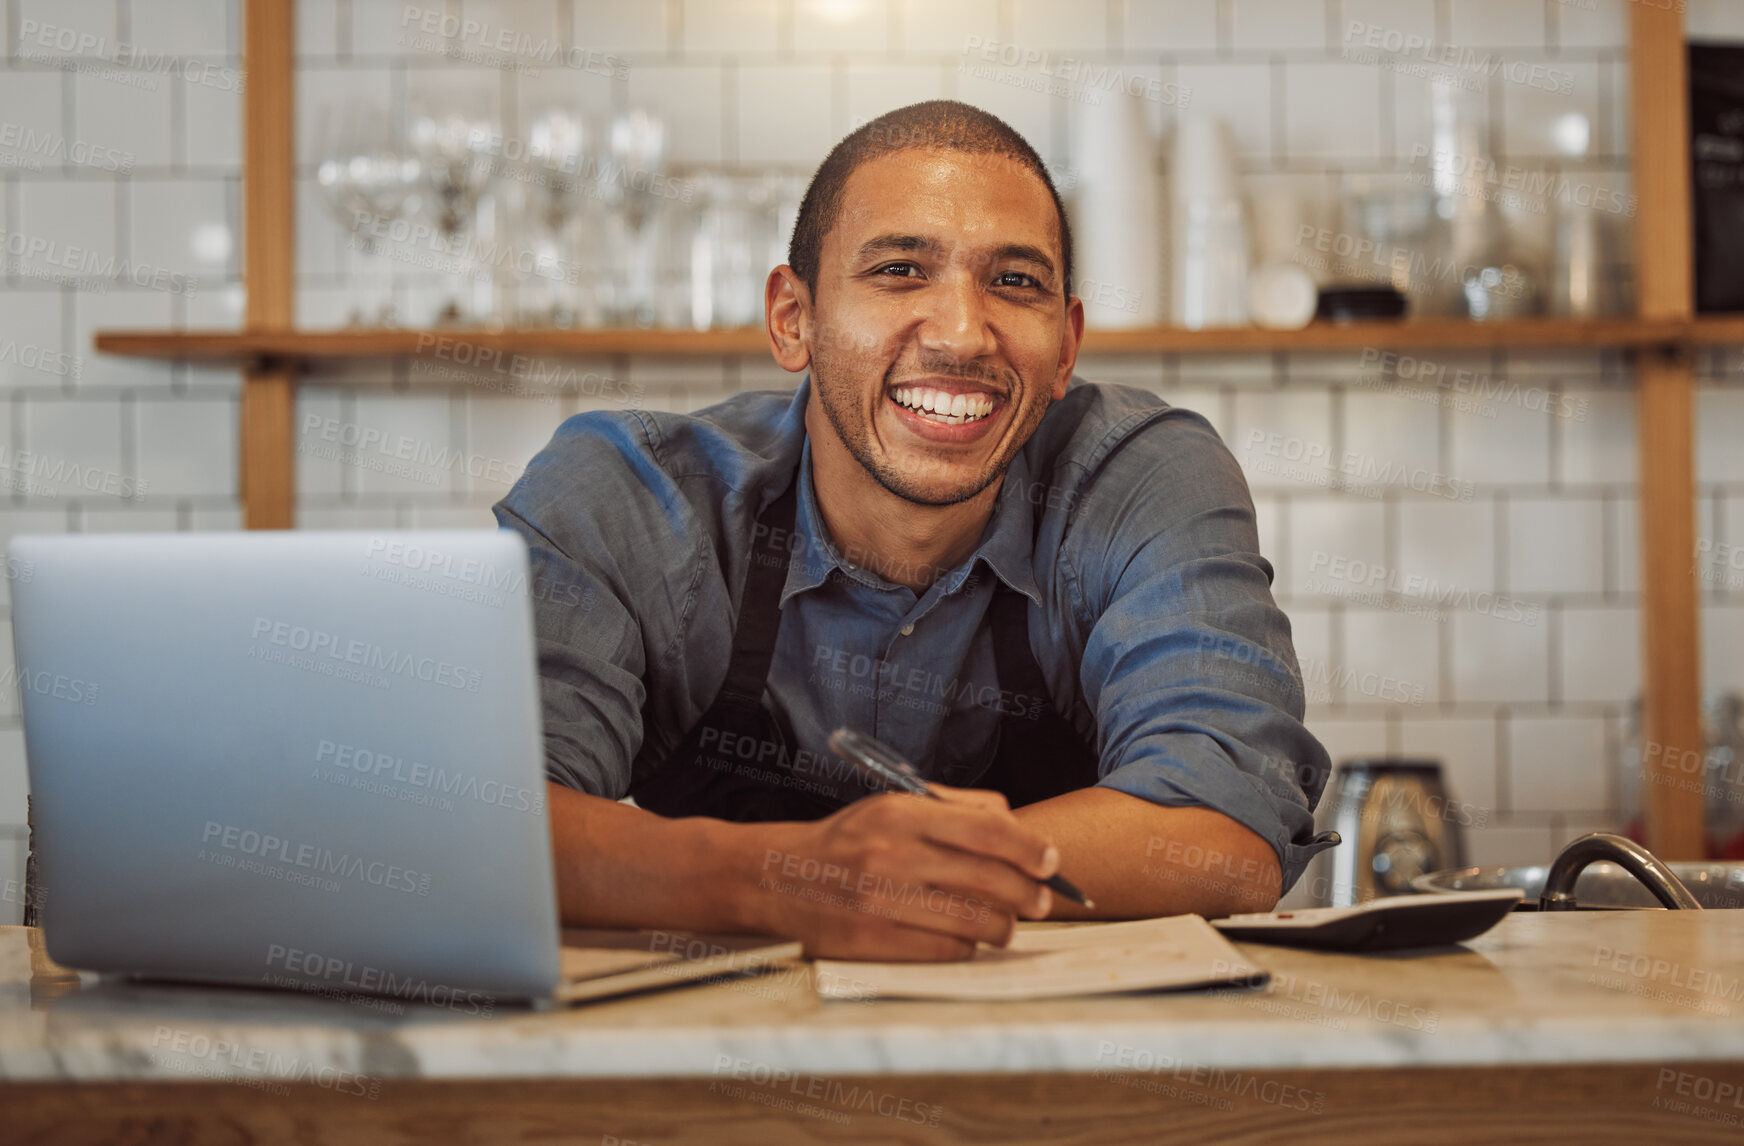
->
[[1210, 890, 1525, 952]]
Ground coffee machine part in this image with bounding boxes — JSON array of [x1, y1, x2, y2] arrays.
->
[[1322, 759, 1467, 908]]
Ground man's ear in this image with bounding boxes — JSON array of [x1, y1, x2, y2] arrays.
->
[[1053, 293, 1085, 400], [765, 265, 812, 374]]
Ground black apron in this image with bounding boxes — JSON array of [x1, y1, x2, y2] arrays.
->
[[630, 471, 1100, 822]]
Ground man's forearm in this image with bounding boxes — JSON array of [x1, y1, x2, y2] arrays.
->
[[1013, 788, 1282, 919], [544, 780, 1282, 933], [543, 780, 1061, 958], [545, 782, 773, 932]]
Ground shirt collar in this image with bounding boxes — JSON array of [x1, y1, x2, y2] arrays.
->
[[970, 447, 1044, 605], [780, 434, 844, 606], [779, 376, 1043, 608]]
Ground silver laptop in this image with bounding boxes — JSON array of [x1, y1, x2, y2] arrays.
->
[[10, 530, 562, 1005]]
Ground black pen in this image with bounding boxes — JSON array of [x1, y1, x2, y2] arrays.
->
[[827, 727, 1095, 909]]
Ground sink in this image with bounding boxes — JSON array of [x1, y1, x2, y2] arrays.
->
[[1414, 862, 1744, 909]]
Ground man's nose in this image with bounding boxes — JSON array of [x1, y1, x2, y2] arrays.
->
[[915, 270, 997, 364]]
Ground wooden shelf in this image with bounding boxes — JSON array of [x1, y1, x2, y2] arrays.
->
[[96, 326, 771, 361], [92, 315, 1744, 364], [1685, 314, 1744, 345], [1078, 316, 1690, 353]]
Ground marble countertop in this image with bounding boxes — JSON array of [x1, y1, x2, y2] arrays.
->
[[3, 911, 1743, 1083]]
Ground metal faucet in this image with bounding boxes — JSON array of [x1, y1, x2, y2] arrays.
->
[[1539, 832, 1704, 911]]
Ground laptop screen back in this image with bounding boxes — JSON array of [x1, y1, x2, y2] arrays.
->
[[10, 530, 561, 1002]]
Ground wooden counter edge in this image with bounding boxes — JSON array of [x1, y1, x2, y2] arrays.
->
[[2, 1060, 1741, 1145]]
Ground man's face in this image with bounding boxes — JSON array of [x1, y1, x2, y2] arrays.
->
[[803, 148, 1081, 507]]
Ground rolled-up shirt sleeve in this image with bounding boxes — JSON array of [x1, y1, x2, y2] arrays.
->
[[1064, 405, 1333, 892], [493, 411, 692, 799]]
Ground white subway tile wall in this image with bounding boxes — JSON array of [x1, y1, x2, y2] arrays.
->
[[1122, 0, 1219, 54], [899, 0, 999, 54], [1340, 0, 1437, 48], [1688, 0, 1744, 40], [1447, 0, 1547, 50], [0, 0, 1737, 921], [1231, 0, 1327, 52], [1508, 715, 1611, 814], [796, 0, 893, 55], [1281, 63, 1382, 159], [738, 65, 836, 166], [0, 0, 248, 920], [1012, 0, 1111, 55]]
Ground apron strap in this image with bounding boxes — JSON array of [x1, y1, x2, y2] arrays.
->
[[630, 479, 848, 822], [983, 584, 1101, 807], [716, 480, 799, 707]]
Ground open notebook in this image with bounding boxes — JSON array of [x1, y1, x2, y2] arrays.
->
[[554, 932, 803, 1005], [549, 916, 1265, 1006], [813, 915, 1268, 1002]]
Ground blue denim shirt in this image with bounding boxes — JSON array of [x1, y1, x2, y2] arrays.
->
[[495, 377, 1334, 890]]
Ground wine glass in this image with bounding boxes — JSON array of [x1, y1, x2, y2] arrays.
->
[[599, 110, 667, 326], [519, 108, 595, 326], [408, 107, 499, 324], [313, 104, 422, 325]]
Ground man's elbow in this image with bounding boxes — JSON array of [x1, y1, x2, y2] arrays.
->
[[1195, 847, 1282, 917], [1149, 810, 1284, 918]]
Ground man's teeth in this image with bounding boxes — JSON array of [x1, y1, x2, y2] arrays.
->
[[890, 386, 996, 424]]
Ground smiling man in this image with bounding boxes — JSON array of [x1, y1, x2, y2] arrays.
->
[[496, 100, 1332, 960]]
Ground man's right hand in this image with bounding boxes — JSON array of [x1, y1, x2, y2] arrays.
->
[[738, 785, 1060, 961]]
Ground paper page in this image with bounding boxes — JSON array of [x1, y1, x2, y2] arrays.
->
[[558, 928, 797, 982], [813, 915, 1268, 1002], [556, 941, 803, 1006]]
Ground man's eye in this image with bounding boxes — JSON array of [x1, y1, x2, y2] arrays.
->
[[875, 262, 923, 278], [995, 271, 1041, 289]]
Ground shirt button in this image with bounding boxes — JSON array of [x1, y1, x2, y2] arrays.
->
[[900, 624, 914, 636]]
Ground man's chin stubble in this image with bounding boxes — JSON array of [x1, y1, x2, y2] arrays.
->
[[863, 455, 1004, 508], [815, 385, 1004, 507]]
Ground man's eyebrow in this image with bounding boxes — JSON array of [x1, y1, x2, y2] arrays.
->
[[852, 234, 1058, 279], [992, 243, 1057, 278], [853, 233, 944, 261]]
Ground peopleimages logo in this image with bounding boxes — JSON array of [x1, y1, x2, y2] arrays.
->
[[0, 338, 83, 380], [398, 4, 629, 78], [315, 739, 544, 814], [1305, 551, 1542, 627], [149, 1026, 378, 1099], [16, 20, 246, 93], [711, 1054, 945, 1127], [363, 537, 589, 609], [3, 665, 99, 706], [0, 226, 197, 294], [265, 943, 495, 1015], [299, 415, 522, 486], [200, 822, 431, 896], [0, 123, 133, 172], [809, 643, 1048, 721], [248, 616, 484, 692], [0, 444, 146, 497]]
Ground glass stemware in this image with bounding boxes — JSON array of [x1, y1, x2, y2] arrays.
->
[[598, 110, 668, 326], [521, 109, 596, 327], [408, 108, 499, 325], [310, 97, 818, 331], [313, 104, 422, 326]]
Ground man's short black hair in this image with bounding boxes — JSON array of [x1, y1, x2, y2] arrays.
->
[[787, 99, 1073, 299]]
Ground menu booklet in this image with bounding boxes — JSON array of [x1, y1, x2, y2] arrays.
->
[[812, 914, 1268, 1002]]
